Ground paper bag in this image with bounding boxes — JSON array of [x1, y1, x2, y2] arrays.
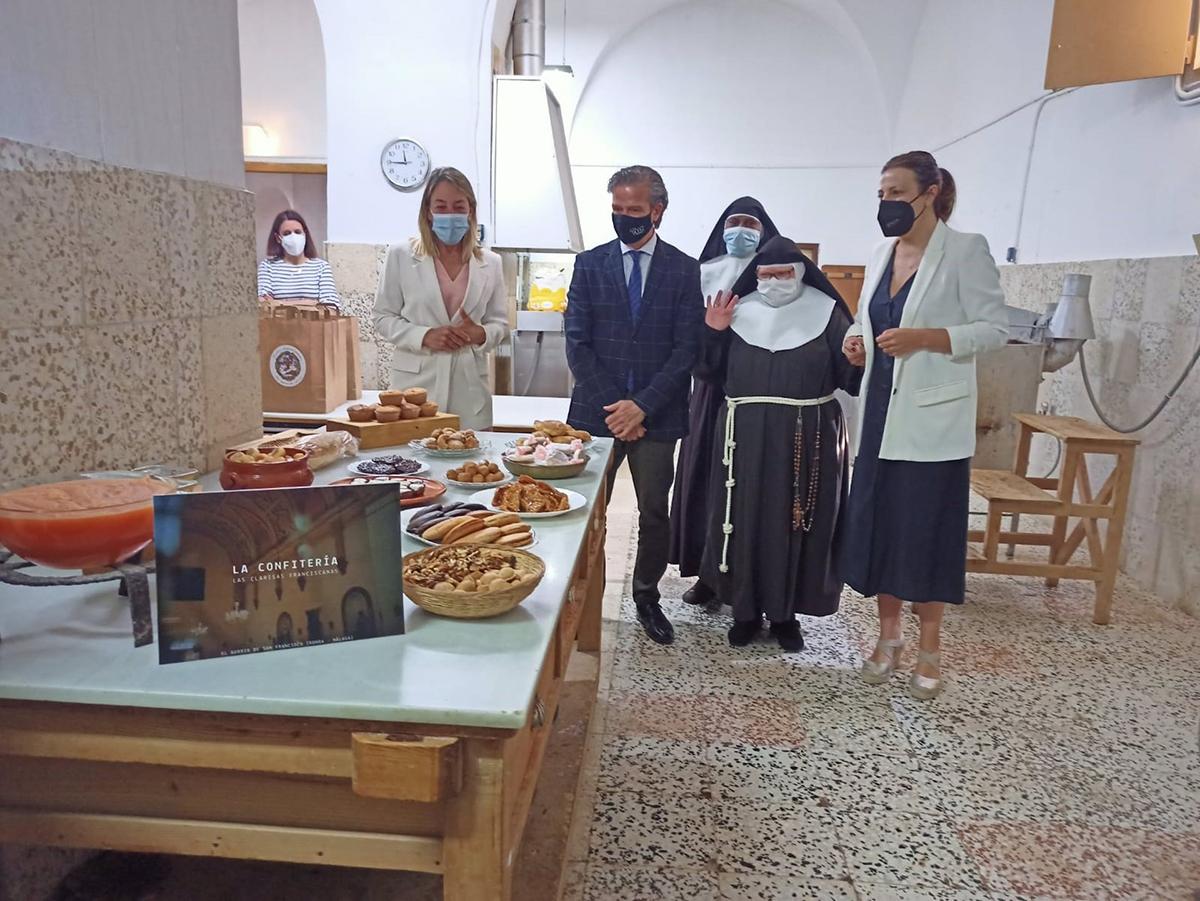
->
[[260, 305, 348, 414], [344, 315, 363, 400]]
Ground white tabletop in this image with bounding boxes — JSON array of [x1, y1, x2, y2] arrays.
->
[[0, 435, 612, 731], [265, 393, 571, 431]]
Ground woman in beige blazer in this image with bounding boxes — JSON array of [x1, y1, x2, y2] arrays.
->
[[841, 151, 1007, 700], [372, 168, 508, 430]]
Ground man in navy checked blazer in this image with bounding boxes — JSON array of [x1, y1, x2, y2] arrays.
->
[[566, 166, 704, 645]]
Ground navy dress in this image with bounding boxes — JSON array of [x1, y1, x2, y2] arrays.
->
[[841, 253, 969, 604]]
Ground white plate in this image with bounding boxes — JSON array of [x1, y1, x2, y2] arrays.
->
[[468, 486, 587, 519], [444, 473, 515, 490], [347, 459, 429, 477], [409, 439, 493, 458], [400, 507, 538, 548]]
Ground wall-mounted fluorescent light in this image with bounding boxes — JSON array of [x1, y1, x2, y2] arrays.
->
[[242, 124, 278, 157], [542, 64, 574, 102]]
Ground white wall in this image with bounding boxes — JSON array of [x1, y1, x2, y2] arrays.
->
[[566, 0, 892, 262], [897, 0, 1200, 263], [238, 0, 327, 159], [0, 0, 245, 187], [314, 0, 511, 244]]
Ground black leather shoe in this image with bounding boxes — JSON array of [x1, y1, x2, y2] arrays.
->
[[770, 619, 805, 652], [728, 619, 761, 647], [682, 580, 715, 606], [635, 602, 675, 645]]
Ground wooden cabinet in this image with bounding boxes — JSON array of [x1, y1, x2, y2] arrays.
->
[[821, 265, 866, 317], [1045, 0, 1194, 89]]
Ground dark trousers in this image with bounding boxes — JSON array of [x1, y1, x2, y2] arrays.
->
[[606, 437, 678, 606]]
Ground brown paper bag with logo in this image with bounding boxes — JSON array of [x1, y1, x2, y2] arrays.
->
[[343, 315, 363, 400], [259, 305, 348, 414]]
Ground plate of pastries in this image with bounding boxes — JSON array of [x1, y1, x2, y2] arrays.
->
[[402, 503, 536, 548], [444, 460, 514, 488], [511, 420, 593, 447], [410, 428, 490, 457], [470, 475, 586, 518], [347, 388, 439, 424]]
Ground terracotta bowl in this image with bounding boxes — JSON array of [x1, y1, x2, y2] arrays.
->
[[219, 448, 314, 491]]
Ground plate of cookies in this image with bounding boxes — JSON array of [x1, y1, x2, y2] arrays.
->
[[410, 428, 491, 457], [348, 454, 429, 477], [444, 460, 514, 489], [330, 476, 447, 508], [401, 503, 537, 549]]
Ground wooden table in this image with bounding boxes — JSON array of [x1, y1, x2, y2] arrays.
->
[[968, 414, 1139, 624], [0, 436, 611, 901]]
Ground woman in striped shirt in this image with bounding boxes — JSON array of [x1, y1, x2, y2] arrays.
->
[[257, 209, 341, 310]]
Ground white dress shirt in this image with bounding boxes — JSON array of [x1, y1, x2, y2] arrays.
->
[[620, 232, 657, 287]]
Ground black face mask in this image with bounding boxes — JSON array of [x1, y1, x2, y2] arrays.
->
[[612, 212, 655, 246], [877, 199, 917, 237]]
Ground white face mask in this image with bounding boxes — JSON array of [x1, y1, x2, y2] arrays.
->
[[280, 233, 306, 257], [756, 277, 801, 308]]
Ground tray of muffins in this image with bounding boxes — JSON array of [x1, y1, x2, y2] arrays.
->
[[326, 387, 462, 450]]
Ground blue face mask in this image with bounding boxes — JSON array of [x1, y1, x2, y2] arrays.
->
[[723, 226, 761, 257], [432, 213, 470, 245]]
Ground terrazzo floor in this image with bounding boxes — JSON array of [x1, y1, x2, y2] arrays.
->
[[562, 470, 1200, 901]]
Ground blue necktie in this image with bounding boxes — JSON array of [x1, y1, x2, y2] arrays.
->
[[626, 250, 642, 392], [626, 250, 643, 321]]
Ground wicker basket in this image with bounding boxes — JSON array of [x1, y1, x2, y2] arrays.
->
[[402, 545, 545, 619], [503, 454, 589, 481]]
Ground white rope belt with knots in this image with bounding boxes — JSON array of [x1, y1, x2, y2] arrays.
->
[[718, 393, 837, 573]]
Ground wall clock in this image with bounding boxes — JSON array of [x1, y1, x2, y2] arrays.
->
[[380, 138, 430, 192]]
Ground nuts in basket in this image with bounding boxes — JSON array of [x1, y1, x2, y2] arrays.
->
[[405, 546, 537, 594]]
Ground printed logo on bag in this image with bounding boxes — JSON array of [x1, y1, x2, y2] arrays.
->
[[270, 344, 307, 388]]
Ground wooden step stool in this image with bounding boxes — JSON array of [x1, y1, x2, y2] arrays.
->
[[968, 413, 1139, 625]]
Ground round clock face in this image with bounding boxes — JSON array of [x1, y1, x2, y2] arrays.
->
[[380, 138, 430, 191]]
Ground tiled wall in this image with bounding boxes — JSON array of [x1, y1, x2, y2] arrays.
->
[[326, 242, 391, 390], [0, 137, 263, 488], [998, 256, 1200, 614]]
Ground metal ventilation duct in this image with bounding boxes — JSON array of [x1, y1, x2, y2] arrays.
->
[[512, 0, 546, 76]]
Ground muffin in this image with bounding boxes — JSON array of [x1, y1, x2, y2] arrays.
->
[[399, 402, 421, 420], [347, 404, 377, 423], [375, 405, 402, 423], [403, 388, 428, 406], [379, 390, 405, 407], [419, 402, 439, 417]]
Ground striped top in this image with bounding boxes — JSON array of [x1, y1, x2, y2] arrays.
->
[[256, 257, 341, 310]]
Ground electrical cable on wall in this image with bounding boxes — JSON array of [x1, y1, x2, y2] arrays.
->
[[1079, 339, 1200, 434]]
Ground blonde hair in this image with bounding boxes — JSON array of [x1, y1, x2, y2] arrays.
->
[[412, 167, 483, 262]]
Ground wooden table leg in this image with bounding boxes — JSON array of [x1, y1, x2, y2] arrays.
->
[[444, 738, 512, 901], [576, 473, 607, 654], [1045, 446, 1080, 587], [1093, 446, 1135, 626]]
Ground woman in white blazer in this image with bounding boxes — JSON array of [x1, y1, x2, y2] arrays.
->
[[841, 151, 1007, 700], [372, 167, 508, 430]]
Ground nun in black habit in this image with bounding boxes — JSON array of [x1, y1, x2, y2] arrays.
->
[[668, 197, 780, 605], [697, 237, 862, 651]]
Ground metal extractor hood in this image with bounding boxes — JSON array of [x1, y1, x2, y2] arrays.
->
[[490, 75, 583, 253]]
